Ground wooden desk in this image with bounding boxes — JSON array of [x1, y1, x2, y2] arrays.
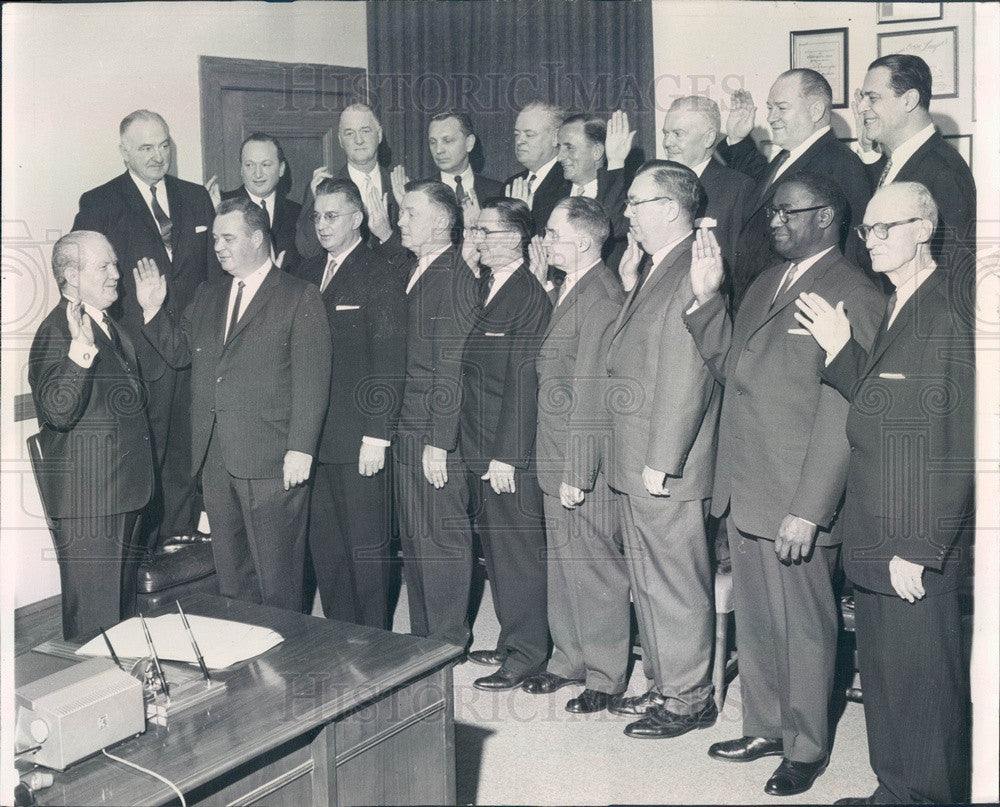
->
[[16, 594, 462, 806]]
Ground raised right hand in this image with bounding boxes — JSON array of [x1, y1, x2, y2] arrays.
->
[[309, 166, 334, 197], [133, 257, 167, 317], [528, 235, 548, 285], [506, 176, 531, 204], [390, 164, 410, 206], [725, 88, 756, 143], [690, 227, 725, 303]]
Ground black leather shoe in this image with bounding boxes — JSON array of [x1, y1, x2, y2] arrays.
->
[[521, 671, 584, 694], [607, 689, 666, 716], [763, 757, 828, 797], [473, 667, 527, 691], [833, 798, 872, 805], [624, 699, 718, 739], [566, 689, 615, 714], [708, 735, 784, 762], [467, 649, 504, 666]]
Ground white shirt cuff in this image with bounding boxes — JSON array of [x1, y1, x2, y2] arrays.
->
[[68, 339, 98, 368], [362, 436, 391, 448], [851, 142, 882, 164]]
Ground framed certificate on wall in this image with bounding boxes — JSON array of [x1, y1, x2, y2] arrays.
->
[[877, 27, 958, 99], [790, 28, 849, 108]]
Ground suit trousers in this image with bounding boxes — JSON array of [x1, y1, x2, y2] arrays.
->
[[543, 491, 630, 693], [729, 520, 839, 762], [308, 461, 391, 629], [145, 365, 198, 538], [470, 465, 548, 676], [52, 511, 142, 640], [201, 430, 308, 612], [853, 586, 969, 804], [618, 493, 713, 713], [395, 451, 473, 649]]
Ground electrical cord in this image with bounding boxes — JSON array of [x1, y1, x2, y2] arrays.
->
[[101, 749, 187, 807]]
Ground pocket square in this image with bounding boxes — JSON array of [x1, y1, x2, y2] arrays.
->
[[484, 332, 506, 337], [335, 304, 361, 311], [878, 372, 906, 379], [787, 328, 811, 335], [695, 217, 718, 229], [195, 225, 208, 233]]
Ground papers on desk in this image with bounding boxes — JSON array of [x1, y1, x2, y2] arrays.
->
[[76, 614, 283, 669]]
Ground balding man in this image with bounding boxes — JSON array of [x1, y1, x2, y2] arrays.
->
[[73, 109, 218, 547], [719, 70, 872, 303], [29, 232, 155, 639], [296, 103, 401, 265], [505, 101, 572, 235], [797, 182, 974, 805]]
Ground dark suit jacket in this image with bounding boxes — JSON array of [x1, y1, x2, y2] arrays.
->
[[718, 131, 873, 301], [296, 241, 407, 464], [432, 172, 504, 203], [507, 161, 573, 235], [73, 172, 220, 381], [535, 261, 624, 496], [685, 249, 884, 544], [698, 158, 755, 299], [605, 235, 721, 500], [393, 246, 479, 466], [867, 131, 976, 278], [295, 164, 400, 262], [823, 269, 973, 594], [459, 263, 551, 475], [221, 186, 302, 274], [28, 299, 154, 518], [142, 266, 331, 478]]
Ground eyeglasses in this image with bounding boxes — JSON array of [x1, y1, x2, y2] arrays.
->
[[764, 204, 829, 224], [855, 218, 923, 241], [468, 226, 515, 238], [311, 210, 356, 224], [625, 195, 673, 210]]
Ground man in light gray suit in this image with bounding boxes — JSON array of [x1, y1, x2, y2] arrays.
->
[[684, 171, 884, 797], [521, 197, 629, 714], [605, 160, 721, 739]]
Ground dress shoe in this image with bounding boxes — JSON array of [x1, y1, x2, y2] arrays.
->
[[624, 699, 718, 739], [833, 798, 872, 805], [763, 757, 828, 797], [566, 689, 615, 714], [708, 735, 784, 762], [473, 667, 528, 691], [521, 671, 584, 694], [467, 649, 504, 666], [607, 689, 666, 716]]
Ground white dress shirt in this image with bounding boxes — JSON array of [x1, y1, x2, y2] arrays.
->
[[483, 258, 521, 306], [571, 178, 599, 198], [320, 237, 362, 292], [129, 170, 171, 219], [644, 232, 691, 287], [347, 163, 384, 197], [773, 125, 831, 182], [554, 258, 601, 306], [525, 156, 559, 208], [441, 166, 475, 196], [771, 245, 835, 302], [406, 242, 451, 294], [225, 259, 272, 338], [888, 264, 936, 329], [247, 190, 278, 227]]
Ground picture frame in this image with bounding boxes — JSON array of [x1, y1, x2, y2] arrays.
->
[[877, 2, 943, 24], [877, 27, 958, 98], [790, 27, 849, 108], [942, 133, 972, 170]]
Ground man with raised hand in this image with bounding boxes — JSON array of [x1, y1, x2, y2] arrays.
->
[[505, 101, 571, 235]]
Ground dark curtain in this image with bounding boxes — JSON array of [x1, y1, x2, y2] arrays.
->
[[366, 0, 656, 183]]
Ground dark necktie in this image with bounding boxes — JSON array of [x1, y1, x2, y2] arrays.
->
[[478, 265, 494, 306], [884, 291, 898, 328], [526, 173, 537, 197], [770, 262, 798, 308], [877, 157, 893, 188], [102, 312, 125, 356], [320, 256, 338, 293], [226, 281, 245, 342], [548, 269, 566, 306], [625, 252, 653, 312], [149, 185, 173, 253], [763, 149, 791, 191], [259, 197, 269, 225], [454, 175, 467, 206]]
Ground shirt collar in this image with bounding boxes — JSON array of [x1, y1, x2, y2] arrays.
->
[[247, 189, 277, 209], [328, 236, 362, 267], [650, 231, 691, 269], [573, 178, 599, 198], [234, 259, 272, 293], [888, 263, 936, 326], [347, 163, 382, 190], [782, 125, 831, 168], [691, 158, 712, 177], [884, 123, 936, 174], [441, 165, 474, 190], [559, 258, 601, 300], [528, 156, 558, 185], [128, 170, 165, 201], [793, 245, 836, 276]]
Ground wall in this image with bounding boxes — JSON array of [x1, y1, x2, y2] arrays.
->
[[0, 1, 368, 608]]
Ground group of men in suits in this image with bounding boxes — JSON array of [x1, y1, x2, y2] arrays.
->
[[29, 51, 975, 805]]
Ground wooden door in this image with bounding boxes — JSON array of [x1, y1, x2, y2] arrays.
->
[[200, 56, 367, 206]]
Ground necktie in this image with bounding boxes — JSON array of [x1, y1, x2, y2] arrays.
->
[[526, 173, 537, 198], [771, 262, 798, 305], [405, 256, 421, 294], [320, 256, 338, 292], [626, 252, 653, 311], [548, 269, 567, 306], [227, 281, 245, 342], [573, 185, 585, 197], [454, 175, 467, 206], [478, 266, 494, 306], [763, 149, 791, 191], [149, 185, 173, 253], [102, 312, 125, 356], [877, 157, 893, 188], [884, 291, 898, 328], [260, 197, 270, 226]]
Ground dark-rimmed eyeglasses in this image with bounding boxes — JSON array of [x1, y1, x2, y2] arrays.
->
[[855, 218, 923, 241], [764, 204, 830, 224], [625, 195, 673, 210], [468, 226, 515, 238]]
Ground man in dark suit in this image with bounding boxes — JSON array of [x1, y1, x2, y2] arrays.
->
[[556, 113, 632, 269], [136, 198, 331, 612], [605, 161, 721, 738], [685, 173, 884, 797], [296, 103, 400, 265], [505, 101, 571, 235], [28, 232, 155, 640], [461, 198, 552, 691], [854, 54, 976, 287], [796, 182, 974, 805], [295, 179, 407, 629], [522, 197, 630, 713], [73, 109, 218, 545], [718, 70, 873, 302], [206, 132, 303, 274], [393, 180, 479, 649]]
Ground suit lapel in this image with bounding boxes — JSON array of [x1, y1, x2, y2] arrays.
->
[[751, 250, 841, 336], [544, 262, 603, 337], [892, 131, 940, 181], [119, 173, 170, 262], [749, 131, 834, 216], [482, 263, 525, 316], [324, 242, 363, 298], [614, 237, 691, 336], [863, 270, 943, 374], [225, 265, 280, 348]]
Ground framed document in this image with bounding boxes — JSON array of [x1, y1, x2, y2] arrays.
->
[[877, 2, 943, 24], [877, 27, 958, 98], [942, 133, 972, 170], [790, 28, 848, 108]]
